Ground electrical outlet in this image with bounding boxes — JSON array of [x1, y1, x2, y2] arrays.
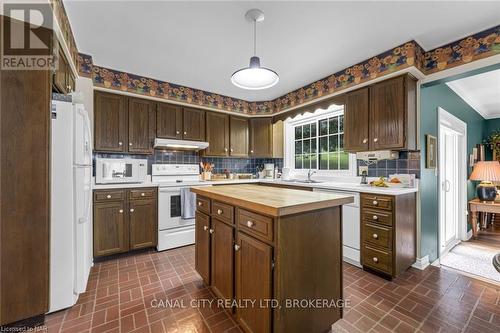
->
[[359, 166, 368, 176]]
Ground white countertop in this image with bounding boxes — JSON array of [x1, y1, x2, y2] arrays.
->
[[93, 177, 418, 195]]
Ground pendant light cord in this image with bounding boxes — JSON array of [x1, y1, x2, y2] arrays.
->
[[253, 19, 257, 56]]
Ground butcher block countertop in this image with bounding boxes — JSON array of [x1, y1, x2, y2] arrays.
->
[[190, 184, 354, 217]]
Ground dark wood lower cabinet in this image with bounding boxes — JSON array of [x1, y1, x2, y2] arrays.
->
[[195, 212, 211, 284], [235, 232, 272, 333], [211, 219, 234, 301], [93, 188, 157, 258]]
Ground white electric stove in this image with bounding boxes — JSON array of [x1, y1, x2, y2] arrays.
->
[[152, 164, 209, 251]]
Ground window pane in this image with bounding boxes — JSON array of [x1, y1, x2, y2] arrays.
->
[[311, 139, 317, 153], [319, 154, 328, 170], [319, 137, 328, 153], [310, 154, 317, 169], [339, 151, 349, 170], [302, 154, 310, 169], [303, 139, 311, 154], [295, 140, 302, 154], [329, 153, 339, 170], [319, 119, 328, 136], [339, 134, 344, 150], [303, 124, 310, 138], [295, 126, 302, 140], [311, 123, 317, 137], [295, 155, 302, 169], [329, 117, 338, 134], [329, 135, 338, 152], [339, 115, 344, 132]]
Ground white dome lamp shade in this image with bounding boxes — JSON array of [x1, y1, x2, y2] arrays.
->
[[231, 9, 279, 90]]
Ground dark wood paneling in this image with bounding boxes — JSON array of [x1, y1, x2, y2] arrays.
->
[[0, 17, 51, 323], [344, 87, 369, 152], [230, 117, 248, 157], [53, 46, 67, 93], [205, 112, 229, 156], [93, 201, 128, 257], [394, 193, 416, 276], [127, 97, 155, 154], [129, 198, 157, 250], [156, 103, 182, 139], [183, 107, 205, 141], [235, 232, 272, 333], [210, 219, 234, 301], [249, 118, 273, 158], [94, 91, 127, 152], [195, 211, 211, 285]]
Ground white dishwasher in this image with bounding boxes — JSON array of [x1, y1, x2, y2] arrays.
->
[[313, 188, 360, 267]]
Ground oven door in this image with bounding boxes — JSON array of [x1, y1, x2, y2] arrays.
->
[[158, 187, 195, 230]]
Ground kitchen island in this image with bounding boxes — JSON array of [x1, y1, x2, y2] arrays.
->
[[190, 184, 354, 333]]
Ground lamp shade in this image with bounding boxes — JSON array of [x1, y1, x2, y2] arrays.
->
[[469, 161, 500, 181]]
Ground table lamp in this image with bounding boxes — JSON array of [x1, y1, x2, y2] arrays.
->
[[469, 161, 500, 201]]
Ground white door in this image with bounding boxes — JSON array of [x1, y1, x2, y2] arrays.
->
[[439, 126, 460, 254]]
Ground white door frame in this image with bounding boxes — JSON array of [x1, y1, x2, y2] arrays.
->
[[437, 107, 468, 258]]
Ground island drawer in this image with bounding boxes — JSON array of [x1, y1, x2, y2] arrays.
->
[[362, 222, 392, 249], [94, 189, 125, 202], [362, 245, 392, 274], [196, 196, 211, 214], [361, 194, 393, 211], [362, 209, 393, 226], [237, 209, 273, 242], [212, 201, 234, 224], [129, 188, 157, 200]]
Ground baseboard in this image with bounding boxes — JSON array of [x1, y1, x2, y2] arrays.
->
[[411, 255, 430, 270]]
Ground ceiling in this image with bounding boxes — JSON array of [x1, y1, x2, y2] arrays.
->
[[446, 69, 500, 120], [64, 1, 500, 102]]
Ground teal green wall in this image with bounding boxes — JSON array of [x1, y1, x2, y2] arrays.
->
[[485, 118, 500, 136], [420, 84, 486, 262]]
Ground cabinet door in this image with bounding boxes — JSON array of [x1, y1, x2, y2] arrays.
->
[[157, 103, 182, 139], [235, 232, 272, 333], [128, 97, 155, 154], [94, 91, 127, 152], [93, 201, 128, 257], [230, 117, 249, 157], [211, 219, 234, 301], [249, 118, 273, 158], [344, 88, 369, 152], [195, 211, 211, 285], [66, 66, 75, 93], [53, 47, 67, 93], [183, 107, 205, 141], [369, 76, 405, 150], [129, 198, 157, 250], [205, 112, 229, 156]]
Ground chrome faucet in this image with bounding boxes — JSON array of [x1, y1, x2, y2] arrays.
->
[[307, 169, 317, 182]]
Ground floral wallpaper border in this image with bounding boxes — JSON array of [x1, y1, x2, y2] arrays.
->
[[76, 24, 500, 115]]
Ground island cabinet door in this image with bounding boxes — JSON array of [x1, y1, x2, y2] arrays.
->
[[235, 231, 272, 333], [195, 211, 211, 285], [210, 219, 234, 301]]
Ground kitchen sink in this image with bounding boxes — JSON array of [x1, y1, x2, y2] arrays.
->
[[283, 179, 324, 184]]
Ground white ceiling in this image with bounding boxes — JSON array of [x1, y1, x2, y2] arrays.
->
[[446, 69, 500, 120], [64, 1, 500, 101]]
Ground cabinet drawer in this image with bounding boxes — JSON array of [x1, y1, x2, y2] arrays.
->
[[212, 201, 234, 224], [94, 189, 125, 202], [362, 209, 393, 226], [361, 194, 393, 211], [196, 196, 211, 214], [237, 209, 273, 242], [363, 245, 392, 274], [129, 188, 157, 200], [362, 222, 392, 249]]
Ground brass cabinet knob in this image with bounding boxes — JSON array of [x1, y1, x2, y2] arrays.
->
[[184, 131, 187, 135], [250, 150, 254, 154], [217, 209, 223, 215], [129, 142, 133, 146], [372, 200, 378, 205], [130, 208, 134, 213], [118, 142, 123, 146], [362, 138, 368, 144], [372, 257, 379, 263], [106, 195, 111, 199], [198, 202, 202, 206], [234, 244, 240, 251], [372, 233, 378, 239], [224, 148, 228, 152], [246, 221, 254, 228], [119, 209, 123, 213], [209, 229, 214, 234], [373, 138, 378, 143], [373, 215, 378, 220], [203, 226, 208, 231], [176, 130, 180, 134], [230, 148, 233, 152], [141, 192, 145, 197]]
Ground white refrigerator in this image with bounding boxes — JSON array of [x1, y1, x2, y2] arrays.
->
[[50, 99, 93, 312]]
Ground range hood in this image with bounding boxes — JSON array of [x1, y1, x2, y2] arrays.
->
[[154, 138, 209, 151]]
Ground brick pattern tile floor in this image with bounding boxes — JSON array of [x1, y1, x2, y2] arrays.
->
[[41, 246, 500, 333]]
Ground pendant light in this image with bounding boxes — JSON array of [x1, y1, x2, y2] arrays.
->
[[231, 9, 279, 90]]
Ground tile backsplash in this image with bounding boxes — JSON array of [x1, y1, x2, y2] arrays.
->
[[357, 150, 421, 178]]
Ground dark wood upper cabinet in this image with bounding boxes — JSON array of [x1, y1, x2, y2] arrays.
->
[[156, 103, 182, 139], [344, 87, 369, 152], [129, 198, 157, 250], [183, 107, 206, 141], [93, 201, 128, 257], [195, 211, 211, 285], [53, 47, 67, 93], [127, 97, 155, 154], [205, 112, 230, 156], [249, 118, 273, 158], [230, 117, 249, 157], [210, 219, 234, 301], [235, 231, 272, 333], [94, 91, 127, 152]]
